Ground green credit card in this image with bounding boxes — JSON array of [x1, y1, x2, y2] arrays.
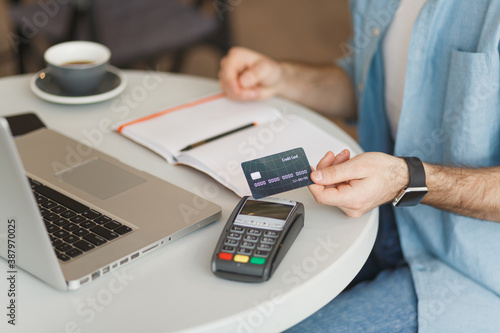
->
[[241, 147, 314, 199]]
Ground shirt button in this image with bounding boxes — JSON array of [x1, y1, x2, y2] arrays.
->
[[371, 27, 380, 37]]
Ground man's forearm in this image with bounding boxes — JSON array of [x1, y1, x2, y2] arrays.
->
[[277, 62, 357, 119], [422, 163, 500, 222]]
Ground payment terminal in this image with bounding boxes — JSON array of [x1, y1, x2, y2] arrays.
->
[[211, 196, 304, 282]]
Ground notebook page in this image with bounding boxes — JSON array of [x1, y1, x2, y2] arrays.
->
[[118, 97, 282, 161], [178, 115, 355, 196]]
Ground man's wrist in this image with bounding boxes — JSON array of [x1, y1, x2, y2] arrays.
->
[[276, 61, 298, 99], [392, 157, 428, 207], [395, 156, 411, 194]]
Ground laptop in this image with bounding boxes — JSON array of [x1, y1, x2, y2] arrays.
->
[[0, 117, 221, 290]]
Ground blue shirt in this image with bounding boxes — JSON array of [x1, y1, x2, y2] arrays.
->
[[338, 0, 500, 331]]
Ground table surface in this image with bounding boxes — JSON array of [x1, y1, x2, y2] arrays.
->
[[0, 71, 377, 333]]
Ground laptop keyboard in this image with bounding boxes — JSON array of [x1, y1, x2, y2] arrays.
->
[[29, 178, 132, 262]]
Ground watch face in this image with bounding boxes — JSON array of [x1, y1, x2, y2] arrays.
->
[[394, 187, 428, 207]]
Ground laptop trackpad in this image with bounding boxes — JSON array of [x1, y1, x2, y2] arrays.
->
[[58, 158, 146, 200]]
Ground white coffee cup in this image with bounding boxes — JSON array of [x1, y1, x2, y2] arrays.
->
[[44, 41, 111, 95]]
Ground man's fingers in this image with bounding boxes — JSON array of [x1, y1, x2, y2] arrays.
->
[[239, 66, 260, 89], [239, 59, 279, 89], [316, 151, 335, 170], [333, 149, 350, 165], [219, 47, 264, 98], [311, 157, 363, 185], [219, 47, 281, 101], [308, 182, 355, 207], [316, 149, 351, 172]]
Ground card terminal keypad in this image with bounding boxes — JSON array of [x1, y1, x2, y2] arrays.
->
[[218, 217, 284, 265], [212, 196, 304, 282]]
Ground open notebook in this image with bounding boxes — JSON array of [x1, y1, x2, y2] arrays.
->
[[116, 94, 354, 197]]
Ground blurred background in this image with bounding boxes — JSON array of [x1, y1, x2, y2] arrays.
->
[[0, 0, 355, 136]]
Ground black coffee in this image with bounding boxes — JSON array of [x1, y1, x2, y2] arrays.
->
[[62, 61, 95, 66]]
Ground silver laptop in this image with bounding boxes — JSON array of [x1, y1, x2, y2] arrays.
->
[[0, 117, 221, 290]]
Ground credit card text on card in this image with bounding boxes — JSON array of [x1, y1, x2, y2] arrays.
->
[[241, 147, 314, 199]]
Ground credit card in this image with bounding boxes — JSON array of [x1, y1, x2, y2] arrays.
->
[[241, 147, 314, 199]]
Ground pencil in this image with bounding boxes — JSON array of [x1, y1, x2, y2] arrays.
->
[[180, 122, 257, 152]]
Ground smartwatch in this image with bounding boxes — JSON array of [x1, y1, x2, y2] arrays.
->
[[392, 157, 428, 207]]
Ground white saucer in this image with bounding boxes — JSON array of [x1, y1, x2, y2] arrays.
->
[[30, 65, 127, 105]]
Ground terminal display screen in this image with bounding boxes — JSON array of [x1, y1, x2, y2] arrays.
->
[[239, 200, 293, 220]]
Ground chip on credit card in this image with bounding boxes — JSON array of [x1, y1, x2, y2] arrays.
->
[[241, 147, 314, 199]]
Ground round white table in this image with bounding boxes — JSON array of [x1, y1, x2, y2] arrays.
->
[[0, 71, 377, 333]]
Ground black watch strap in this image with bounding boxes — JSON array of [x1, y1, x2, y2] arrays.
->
[[404, 157, 426, 187], [393, 156, 428, 207]]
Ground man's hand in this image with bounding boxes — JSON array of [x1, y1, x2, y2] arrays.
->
[[218, 47, 284, 101], [308, 152, 409, 218], [219, 47, 357, 118], [309, 151, 500, 222]]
